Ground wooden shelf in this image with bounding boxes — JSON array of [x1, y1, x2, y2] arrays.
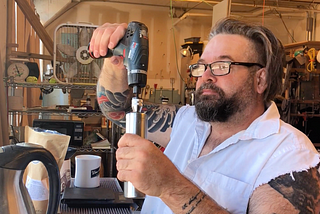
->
[[8, 109, 102, 117], [5, 79, 97, 90], [284, 41, 320, 50]]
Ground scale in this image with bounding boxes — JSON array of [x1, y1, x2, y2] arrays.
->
[[7, 62, 29, 82]]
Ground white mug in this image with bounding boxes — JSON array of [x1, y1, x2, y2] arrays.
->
[[74, 155, 101, 188]]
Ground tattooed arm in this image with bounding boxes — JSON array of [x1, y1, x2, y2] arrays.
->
[[248, 165, 320, 214], [97, 57, 132, 124], [98, 65, 180, 147], [98, 72, 179, 146], [92, 23, 180, 147]]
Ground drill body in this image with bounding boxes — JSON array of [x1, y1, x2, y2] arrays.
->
[[90, 21, 149, 96]]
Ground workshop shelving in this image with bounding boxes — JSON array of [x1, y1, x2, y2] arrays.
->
[[7, 109, 103, 117], [5, 77, 97, 90], [283, 41, 320, 147]]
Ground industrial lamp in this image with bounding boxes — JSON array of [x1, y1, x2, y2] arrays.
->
[[180, 46, 193, 57]]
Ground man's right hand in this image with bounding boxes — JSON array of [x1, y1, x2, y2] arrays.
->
[[89, 23, 128, 59]]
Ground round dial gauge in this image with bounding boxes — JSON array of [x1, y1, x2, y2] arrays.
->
[[7, 62, 29, 82]]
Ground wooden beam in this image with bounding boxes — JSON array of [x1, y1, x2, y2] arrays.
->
[[6, 0, 15, 64], [9, 51, 70, 62], [14, 0, 54, 56], [9, 51, 53, 61]]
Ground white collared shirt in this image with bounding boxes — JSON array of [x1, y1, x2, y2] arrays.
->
[[141, 102, 320, 214]]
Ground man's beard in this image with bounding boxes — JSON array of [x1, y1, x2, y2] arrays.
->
[[195, 80, 255, 123]]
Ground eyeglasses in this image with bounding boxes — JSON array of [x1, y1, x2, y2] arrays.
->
[[189, 61, 264, 77]]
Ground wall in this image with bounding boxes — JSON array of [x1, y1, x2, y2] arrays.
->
[[255, 16, 307, 44]]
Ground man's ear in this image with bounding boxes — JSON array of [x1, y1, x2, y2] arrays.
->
[[255, 68, 267, 94]]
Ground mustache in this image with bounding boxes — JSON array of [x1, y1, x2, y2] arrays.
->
[[197, 83, 223, 95]]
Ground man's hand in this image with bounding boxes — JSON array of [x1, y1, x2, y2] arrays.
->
[[89, 23, 128, 59], [116, 133, 181, 197]]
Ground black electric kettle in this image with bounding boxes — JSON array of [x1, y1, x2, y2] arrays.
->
[[0, 143, 60, 214]]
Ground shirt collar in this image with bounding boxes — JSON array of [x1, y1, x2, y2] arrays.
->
[[238, 101, 280, 140], [201, 101, 281, 154]]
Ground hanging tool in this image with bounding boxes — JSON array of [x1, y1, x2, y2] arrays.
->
[[89, 21, 149, 199], [159, 86, 163, 99], [154, 83, 157, 102], [170, 78, 175, 104], [307, 48, 316, 72]]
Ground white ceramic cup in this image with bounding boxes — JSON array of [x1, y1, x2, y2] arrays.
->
[[74, 155, 101, 188]]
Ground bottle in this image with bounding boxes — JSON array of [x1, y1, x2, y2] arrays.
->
[[82, 94, 93, 110]]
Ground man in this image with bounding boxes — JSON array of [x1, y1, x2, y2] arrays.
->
[[90, 18, 320, 213]]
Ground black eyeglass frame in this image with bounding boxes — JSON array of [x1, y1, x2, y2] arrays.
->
[[189, 61, 264, 77]]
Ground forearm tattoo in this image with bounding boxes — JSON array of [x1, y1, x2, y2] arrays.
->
[[97, 84, 131, 126], [143, 103, 178, 133], [269, 164, 320, 214], [97, 84, 179, 133], [182, 190, 207, 214]]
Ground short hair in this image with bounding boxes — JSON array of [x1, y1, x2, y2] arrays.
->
[[209, 17, 284, 103]]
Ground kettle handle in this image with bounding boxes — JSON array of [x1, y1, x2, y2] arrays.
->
[[28, 146, 60, 214], [1, 143, 60, 214]]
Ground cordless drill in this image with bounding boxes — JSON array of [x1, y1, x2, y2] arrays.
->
[[89, 21, 149, 97], [90, 21, 148, 199]]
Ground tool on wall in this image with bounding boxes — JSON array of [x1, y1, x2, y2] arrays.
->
[[89, 21, 149, 199], [159, 86, 163, 99], [170, 78, 175, 104], [153, 83, 157, 102]]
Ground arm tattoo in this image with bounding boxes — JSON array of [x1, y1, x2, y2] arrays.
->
[[269, 164, 320, 214], [97, 83, 180, 133], [97, 83, 131, 126], [142, 103, 179, 133], [181, 190, 206, 214]]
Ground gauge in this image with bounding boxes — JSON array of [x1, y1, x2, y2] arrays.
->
[[7, 62, 29, 82]]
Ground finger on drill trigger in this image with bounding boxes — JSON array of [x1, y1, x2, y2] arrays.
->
[[89, 30, 97, 56], [91, 27, 105, 58], [100, 26, 117, 57], [109, 23, 128, 49]]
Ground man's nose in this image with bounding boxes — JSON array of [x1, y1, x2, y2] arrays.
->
[[201, 67, 217, 83]]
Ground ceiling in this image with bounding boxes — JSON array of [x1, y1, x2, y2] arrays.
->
[[89, 0, 320, 15], [34, 0, 320, 25]]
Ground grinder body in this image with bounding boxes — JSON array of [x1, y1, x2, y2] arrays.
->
[[125, 98, 147, 198]]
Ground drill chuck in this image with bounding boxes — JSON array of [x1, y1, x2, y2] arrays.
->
[[126, 21, 148, 95]]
